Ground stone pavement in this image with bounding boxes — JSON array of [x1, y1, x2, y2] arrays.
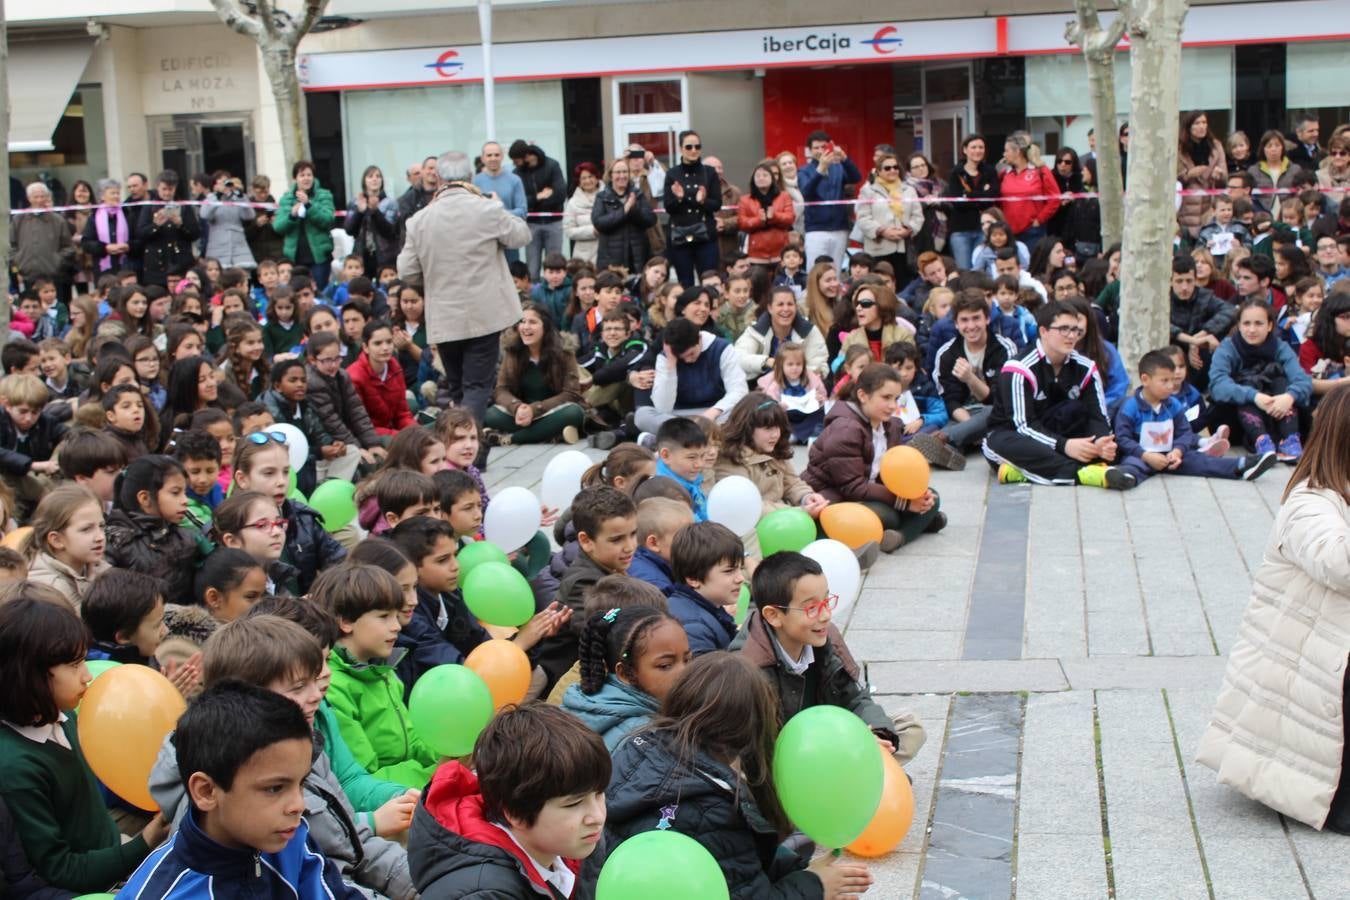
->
[[485, 442, 1343, 899]]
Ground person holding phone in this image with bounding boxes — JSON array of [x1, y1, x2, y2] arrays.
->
[[799, 130, 862, 270], [138, 170, 200, 288]]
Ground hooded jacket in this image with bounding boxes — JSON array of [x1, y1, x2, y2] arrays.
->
[[280, 498, 347, 595], [409, 762, 601, 899], [325, 646, 438, 791], [561, 676, 659, 751], [515, 145, 568, 216], [306, 363, 382, 449], [149, 727, 414, 899], [712, 449, 814, 517], [626, 546, 674, 593], [104, 509, 200, 604], [605, 731, 822, 900], [665, 583, 736, 656], [117, 805, 363, 900]]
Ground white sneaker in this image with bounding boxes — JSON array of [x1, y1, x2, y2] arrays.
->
[[1199, 424, 1231, 457]]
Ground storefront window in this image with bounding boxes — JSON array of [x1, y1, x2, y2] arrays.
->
[[619, 80, 682, 115], [1025, 47, 1234, 118], [1285, 41, 1350, 126]]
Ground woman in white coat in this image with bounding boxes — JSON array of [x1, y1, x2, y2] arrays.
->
[[562, 162, 600, 264], [1198, 386, 1350, 831], [856, 151, 924, 285]]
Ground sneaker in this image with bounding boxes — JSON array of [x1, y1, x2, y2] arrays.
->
[[923, 511, 949, 534], [997, 463, 1029, 485], [1276, 433, 1303, 463], [561, 425, 581, 445], [1077, 464, 1137, 490], [1254, 433, 1276, 457], [853, 541, 880, 572], [879, 530, 905, 553], [591, 430, 620, 451], [1198, 424, 1231, 457], [908, 433, 967, 471], [483, 429, 509, 448], [1237, 451, 1278, 481], [636, 431, 657, 450]]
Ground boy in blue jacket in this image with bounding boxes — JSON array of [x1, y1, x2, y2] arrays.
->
[[1112, 349, 1276, 484], [628, 497, 694, 593], [665, 521, 743, 655], [119, 680, 364, 900]]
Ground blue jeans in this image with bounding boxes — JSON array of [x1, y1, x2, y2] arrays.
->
[[948, 230, 982, 272], [1015, 225, 1046, 249]]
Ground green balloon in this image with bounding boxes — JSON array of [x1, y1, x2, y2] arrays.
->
[[734, 584, 750, 626], [772, 706, 884, 849], [457, 540, 510, 580], [756, 508, 817, 556], [462, 561, 535, 627], [85, 660, 121, 681], [308, 480, 357, 533], [597, 831, 729, 900], [408, 664, 494, 758]]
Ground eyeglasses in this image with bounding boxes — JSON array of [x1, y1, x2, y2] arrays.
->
[[1337, 311, 1350, 321], [767, 594, 839, 620], [246, 430, 289, 446], [854, 299, 877, 309], [1332, 150, 1350, 157], [683, 143, 701, 151], [1057, 159, 1074, 166], [1047, 325, 1086, 338], [880, 164, 899, 172], [313, 354, 342, 366], [244, 518, 288, 533]]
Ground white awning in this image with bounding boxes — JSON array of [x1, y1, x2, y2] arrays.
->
[[8, 39, 95, 152]]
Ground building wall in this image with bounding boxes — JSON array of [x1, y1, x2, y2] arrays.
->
[[687, 71, 765, 189]]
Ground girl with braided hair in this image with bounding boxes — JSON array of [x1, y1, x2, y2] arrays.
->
[[561, 606, 690, 750]]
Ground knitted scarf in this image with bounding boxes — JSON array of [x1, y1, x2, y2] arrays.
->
[[94, 205, 129, 271]]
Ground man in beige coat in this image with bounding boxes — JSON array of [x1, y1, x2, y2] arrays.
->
[[398, 150, 531, 427]]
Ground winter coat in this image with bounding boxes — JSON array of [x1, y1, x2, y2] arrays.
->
[[591, 186, 656, 273], [799, 158, 862, 233], [104, 509, 200, 604], [531, 278, 574, 329], [1169, 287, 1235, 342], [561, 676, 659, 751], [0, 404, 68, 478], [606, 730, 822, 900], [1197, 484, 1350, 829], [409, 761, 601, 899], [713, 449, 813, 517], [838, 321, 917, 363], [803, 401, 905, 506], [665, 583, 736, 656], [734, 311, 828, 378], [12, 209, 75, 284], [1316, 161, 1350, 210], [148, 728, 414, 899], [662, 161, 722, 235], [346, 352, 413, 435], [306, 364, 382, 449], [118, 808, 363, 900], [154, 604, 219, 670], [999, 164, 1060, 236], [243, 193, 285, 263], [313, 702, 407, 832], [200, 192, 257, 269], [281, 498, 347, 595], [0, 794, 69, 900], [626, 546, 674, 594], [325, 646, 438, 791], [562, 187, 599, 264], [736, 191, 796, 261], [1208, 335, 1313, 408], [398, 184, 531, 345], [515, 146, 567, 216], [1249, 159, 1303, 217], [26, 553, 110, 611], [855, 180, 924, 257], [273, 179, 337, 268], [135, 206, 200, 287], [1177, 138, 1228, 235], [394, 586, 490, 701], [493, 355, 584, 418], [344, 194, 398, 272]]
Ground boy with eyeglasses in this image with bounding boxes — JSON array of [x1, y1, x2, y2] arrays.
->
[[306, 331, 387, 467], [983, 299, 1136, 490], [729, 551, 925, 763]]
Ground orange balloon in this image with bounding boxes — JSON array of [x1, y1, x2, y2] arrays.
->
[[879, 446, 931, 501], [464, 639, 532, 710], [819, 503, 883, 550], [77, 665, 186, 812], [846, 748, 915, 857], [0, 526, 32, 551]]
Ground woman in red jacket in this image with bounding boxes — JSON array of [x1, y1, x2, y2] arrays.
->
[[346, 320, 414, 436], [736, 161, 796, 270], [999, 130, 1060, 249]]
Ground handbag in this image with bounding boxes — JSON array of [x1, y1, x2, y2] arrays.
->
[[670, 220, 710, 245]]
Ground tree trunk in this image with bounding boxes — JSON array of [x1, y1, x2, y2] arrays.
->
[[260, 43, 309, 173], [1117, 0, 1188, 378], [1067, 0, 1126, 250], [0, 2, 11, 337]]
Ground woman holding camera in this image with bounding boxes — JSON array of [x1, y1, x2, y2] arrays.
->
[[200, 169, 257, 271]]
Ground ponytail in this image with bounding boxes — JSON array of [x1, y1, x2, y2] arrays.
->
[[578, 606, 676, 695]]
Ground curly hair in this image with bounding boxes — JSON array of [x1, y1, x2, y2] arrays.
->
[[578, 606, 680, 694]]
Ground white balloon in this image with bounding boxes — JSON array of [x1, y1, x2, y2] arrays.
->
[[802, 539, 862, 618], [540, 450, 593, 512], [706, 475, 762, 537], [483, 486, 542, 553], [271, 423, 309, 474]]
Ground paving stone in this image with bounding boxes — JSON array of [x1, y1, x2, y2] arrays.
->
[[849, 590, 970, 632], [869, 659, 1068, 695], [845, 629, 963, 662], [1023, 629, 1087, 661], [1109, 842, 1212, 900], [1013, 833, 1108, 899], [1061, 657, 1226, 690], [1283, 819, 1350, 899], [1086, 609, 1151, 656], [919, 855, 1012, 900]]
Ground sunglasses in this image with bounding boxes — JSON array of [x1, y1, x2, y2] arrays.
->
[[854, 299, 877, 309], [880, 164, 899, 172], [1332, 150, 1350, 157], [683, 143, 701, 151], [767, 594, 839, 620], [246, 430, 290, 446]]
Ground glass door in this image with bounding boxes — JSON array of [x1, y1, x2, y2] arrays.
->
[[613, 76, 688, 167], [924, 104, 968, 172]]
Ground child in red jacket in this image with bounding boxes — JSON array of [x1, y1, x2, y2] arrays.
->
[[346, 320, 413, 436]]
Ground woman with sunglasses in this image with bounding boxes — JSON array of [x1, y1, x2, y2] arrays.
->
[[1048, 148, 1083, 242], [944, 134, 1000, 271], [856, 153, 923, 287], [662, 130, 722, 287], [836, 280, 915, 364], [1317, 133, 1350, 209]]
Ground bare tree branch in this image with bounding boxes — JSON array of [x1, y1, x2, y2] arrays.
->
[[206, 0, 262, 39], [254, 0, 279, 40], [291, 0, 331, 47], [1102, 14, 1128, 47]]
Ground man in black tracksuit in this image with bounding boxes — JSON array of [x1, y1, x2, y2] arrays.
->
[[982, 299, 1136, 490]]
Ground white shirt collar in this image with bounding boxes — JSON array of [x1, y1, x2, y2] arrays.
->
[[491, 823, 576, 897], [5, 713, 71, 750], [769, 629, 815, 676]]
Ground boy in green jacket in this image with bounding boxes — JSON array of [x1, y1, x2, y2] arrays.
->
[[313, 561, 440, 790]]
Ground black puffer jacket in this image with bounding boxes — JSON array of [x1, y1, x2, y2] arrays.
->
[[306, 365, 382, 449], [104, 509, 201, 604], [605, 730, 823, 900], [1169, 286, 1235, 342], [591, 186, 656, 272], [280, 498, 347, 594]]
